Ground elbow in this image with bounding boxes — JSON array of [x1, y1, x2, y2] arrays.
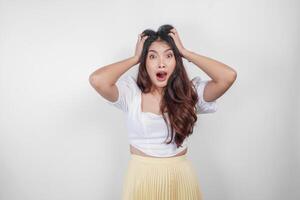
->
[[221, 69, 237, 86], [89, 74, 111, 89], [227, 69, 237, 84], [231, 69, 237, 81], [89, 74, 100, 87]]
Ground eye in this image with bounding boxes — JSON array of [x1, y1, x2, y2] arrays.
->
[[167, 53, 173, 58], [149, 54, 155, 59]]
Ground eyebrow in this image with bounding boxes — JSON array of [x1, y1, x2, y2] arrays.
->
[[148, 48, 173, 53]]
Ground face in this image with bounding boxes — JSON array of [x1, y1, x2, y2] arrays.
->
[[145, 40, 176, 93]]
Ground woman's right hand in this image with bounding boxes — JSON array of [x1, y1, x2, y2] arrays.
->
[[134, 33, 149, 62]]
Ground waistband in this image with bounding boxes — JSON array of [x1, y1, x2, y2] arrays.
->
[[130, 153, 188, 164]]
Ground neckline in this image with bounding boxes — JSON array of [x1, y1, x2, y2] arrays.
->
[[139, 90, 164, 118]]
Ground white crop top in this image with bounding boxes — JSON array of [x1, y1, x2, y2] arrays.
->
[[105, 75, 217, 157]]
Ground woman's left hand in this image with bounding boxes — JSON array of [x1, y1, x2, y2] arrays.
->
[[168, 28, 187, 58]]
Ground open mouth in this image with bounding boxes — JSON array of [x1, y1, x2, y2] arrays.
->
[[156, 71, 167, 81]]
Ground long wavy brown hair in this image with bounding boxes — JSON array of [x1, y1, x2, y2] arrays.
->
[[136, 24, 200, 148]]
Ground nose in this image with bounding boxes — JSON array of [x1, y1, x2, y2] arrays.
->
[[158, 58, 166, 68], [158, 64, 165, 69]]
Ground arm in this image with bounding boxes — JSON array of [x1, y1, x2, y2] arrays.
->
[[168, 28, 237, 103], [182, 49, 237, 102], [89, 56, 139, 102], [89, 33, 148, 102]]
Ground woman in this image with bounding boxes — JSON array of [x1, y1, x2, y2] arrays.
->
[[89, 24, 237, 200]]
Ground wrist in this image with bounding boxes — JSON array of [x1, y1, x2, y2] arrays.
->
[[132, 55, 139, 65], [181, 48, 190, 56], [181, 49, 192, 62]]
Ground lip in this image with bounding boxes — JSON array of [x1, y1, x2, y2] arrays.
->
[[155, 71, 168, 82], [156, 70, 168, 76]]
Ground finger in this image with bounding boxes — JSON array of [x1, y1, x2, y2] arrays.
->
[[142, 35, 148, 40], [168, 32, 175, 37]]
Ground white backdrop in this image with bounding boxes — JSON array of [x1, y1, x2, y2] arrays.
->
[[0, 0, 299, 199]]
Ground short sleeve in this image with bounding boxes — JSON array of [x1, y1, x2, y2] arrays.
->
[[192, 76, 218, 114], [105, 75, 137, 113]]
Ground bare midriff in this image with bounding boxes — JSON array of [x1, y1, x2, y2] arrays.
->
[[130, 144, 188, 158]]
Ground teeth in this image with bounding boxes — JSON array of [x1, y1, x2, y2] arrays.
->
[[157, 72, 166, 76]]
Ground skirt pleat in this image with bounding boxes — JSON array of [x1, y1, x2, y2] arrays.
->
[[122, 154, 203, 200]]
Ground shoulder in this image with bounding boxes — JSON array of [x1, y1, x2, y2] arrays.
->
[[191, 76, 206, 91], [190, 76, 211, 97], [106, 74, 139, 113], [118, 74, 136, 83], [191, 76, 218, 114], [191, 76, 204, 85], [117, 74, 139, 93]]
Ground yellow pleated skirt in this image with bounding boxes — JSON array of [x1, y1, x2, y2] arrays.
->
[[122, 154, 203, 200]]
